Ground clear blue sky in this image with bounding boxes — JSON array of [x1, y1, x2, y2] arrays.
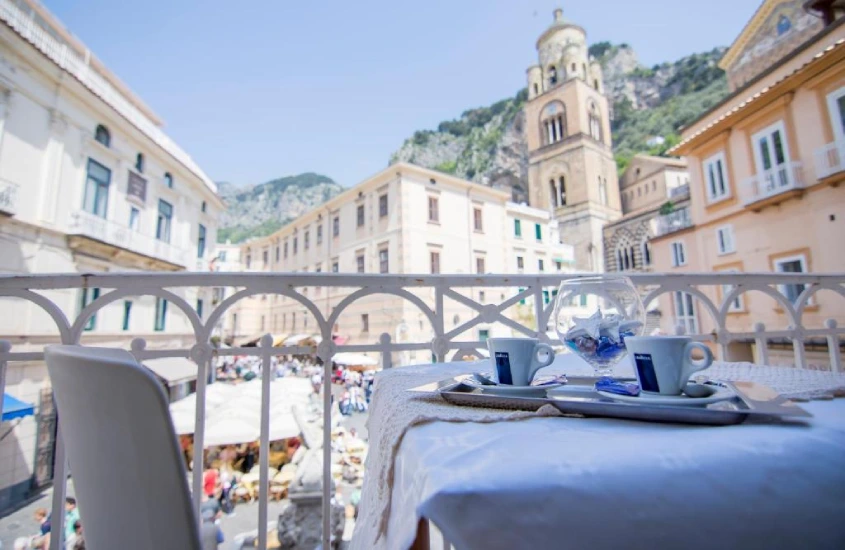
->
[[44, 0, 761, 188]]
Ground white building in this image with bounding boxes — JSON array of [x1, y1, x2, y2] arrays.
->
[[0, 0, 222, 510], [234, 162, 575, 364], [210, 242, 243, 341]]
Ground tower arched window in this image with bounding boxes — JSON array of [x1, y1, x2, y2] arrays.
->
[[533, 83, 539, 95], [540, 101, 566, 146], [94, 124, 110, 147], [642, 241, 652, 266], [588, 102, 602, 142], [559, 176, 566, 206], [548, 66, 558, 86]]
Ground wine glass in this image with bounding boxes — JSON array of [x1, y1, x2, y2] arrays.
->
[[553, 275, 645, 377]]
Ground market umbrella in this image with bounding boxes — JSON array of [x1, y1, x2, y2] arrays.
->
[[203, 416, 259, 447], [332, 352, 378, 367]]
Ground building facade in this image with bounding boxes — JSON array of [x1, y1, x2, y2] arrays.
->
[[524, 9, 622, 272], [602, 155, 690, 273], [651, 0, 845, 367], [0, 0, 222, 510], [233, 163, 575, 364]]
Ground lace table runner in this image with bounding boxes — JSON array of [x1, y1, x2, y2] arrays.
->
[[349, 360, 845, 550]]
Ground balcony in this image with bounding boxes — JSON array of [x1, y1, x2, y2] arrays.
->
[[0, 179, 19, 215], [815, 140, 845, 180], [668, 183, 690, 199], [0, 272, 842, 549], [67, 209, 188, 269], [741, 161, 805, 210], [654, 206, 692, 237]]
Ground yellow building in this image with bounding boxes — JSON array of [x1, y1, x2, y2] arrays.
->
[[651, 0, 845, 368]]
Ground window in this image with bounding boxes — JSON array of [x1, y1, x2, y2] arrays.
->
[[514, 219, 522, 237], [122, 300, 132, 331], [533, 83, 539, 95], [357, 254, 365, 273], [164, 172, 173, 189], [379, 248, 389, 273], [129, 207, 140, 231], [154, 297, 168, 331], [673, 291, 698, 333], [473, 207, 483, 232], [548, 66, 558, 85], [719, 269, 744, 312], [94, 124, 110, 147], [379, 194, 388, 217], [135, 153, 145, 173], [716, 225, 735, 255], [293, 236, 298, 254], [671, 242, 686, 267], [428, 197, 439, 222], [317, 225, 323, 244], [774, 254, 807, 304], [83, 159, 111, 218], [430, 251, 440, 274], [555, 260, 563, 271], [283, 241, 289, 258], [538, 259, 545, 272], [752, 121, 791, 190], [599, 177, 608, 206], [196, 224, 207, 258], [357, 204, 365, 227], [332, 216, 340, 237], [79, 287, 100, 331], [516, 256, 524, 271], [825, 87, 845, 143], [275, 246, 280, 262], [535, 223, 542, 241], [304, 230, 310, 250], [641, 242, 652, 266], [588, 102, 602, 141], [479, 291, 486, 303], [540, 101, 566, 145], [361, 314, 369, 333], [703, 152, 729, 202], [156, 200, 173, 243], [262, 249, 269, 267], [196, 299, 204, 320], [478, 329, 490, 342], [332, 260, 339, 273], [201, 201, 207, 213], [476, 257, 485, 274], [543, 290, 550, 304]]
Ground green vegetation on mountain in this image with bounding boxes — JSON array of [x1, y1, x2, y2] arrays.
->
[[217, 173, 343, 244]]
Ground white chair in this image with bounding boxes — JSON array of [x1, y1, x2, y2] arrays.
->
[[45, 345, 200, 550]]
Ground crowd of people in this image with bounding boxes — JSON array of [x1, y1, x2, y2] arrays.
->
[[16, 498, 83, 550], [334, 367, 375, 416], [215, 355, 316, 382]]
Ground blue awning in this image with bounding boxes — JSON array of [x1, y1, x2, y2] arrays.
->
[[2, 393, 35, 421]]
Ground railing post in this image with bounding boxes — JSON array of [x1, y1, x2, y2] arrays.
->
[[533, 279, 544, 337], [754, 322, 769, 366], [317, 338, 336, 550], [379, 333, 393, 369], [258, 334, 273, 550], [435, 285, 445, 362], [792, 328, 807, 370], [0, 340, 9, 407], [49, 428, 67, 550], [186, 340, 210, 525], [824, 319, 841, 373]]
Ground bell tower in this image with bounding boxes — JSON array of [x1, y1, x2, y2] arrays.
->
[[525, 8, 621, 272]]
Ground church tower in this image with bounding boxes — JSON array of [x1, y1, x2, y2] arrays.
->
[[525, 9, 622, 272]]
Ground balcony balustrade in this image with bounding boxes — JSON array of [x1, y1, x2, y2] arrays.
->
[[0, 272, 842, 550], [741, 161, 805, 208], [814, 140, 845, 180], [654, 206, 692, 237]]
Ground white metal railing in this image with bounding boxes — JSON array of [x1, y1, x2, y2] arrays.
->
[[0, 272, 842, 550], [69, 209, 189, 267], [668, 183, 690, 199], [654, 207, 692, 236], [814, 140, 845, 180], [0, 0, 216, 194], [0, 179, 18, 214], [742, 161, 805, 206]]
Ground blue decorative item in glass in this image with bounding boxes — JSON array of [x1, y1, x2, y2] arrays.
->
[[554, 276, 645, 376]]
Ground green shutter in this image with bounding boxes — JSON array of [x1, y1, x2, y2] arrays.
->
[[514, 219, 521, 237], [535, 224, 542, 240]]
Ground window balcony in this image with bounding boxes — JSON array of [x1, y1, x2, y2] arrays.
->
[[654, 206, 692, 237], [0, 179, 19, 215], [814, 140, 845, 180], [0, 272, 842, 549], [68, 209, 188, 269], [741, 161, 805, 209], [668, 183, 689, 199]]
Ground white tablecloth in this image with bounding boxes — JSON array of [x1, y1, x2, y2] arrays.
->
[[372, 359, 845, 550]]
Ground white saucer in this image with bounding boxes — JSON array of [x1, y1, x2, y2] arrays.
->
[[461, 378, 564, 397], [596, 386, 735, 407]]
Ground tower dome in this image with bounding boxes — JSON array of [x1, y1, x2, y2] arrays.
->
[[536, 9, 588, 84]]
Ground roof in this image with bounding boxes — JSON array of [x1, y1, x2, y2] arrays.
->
[[143, 357, 197, 385], [535, 9, 586, 49], [719, 0, 775, 70], [669, 34, 845, 155]]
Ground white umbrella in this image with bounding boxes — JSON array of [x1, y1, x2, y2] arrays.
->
[[203, 416, 259, 447], [332, 352, 378, 367]]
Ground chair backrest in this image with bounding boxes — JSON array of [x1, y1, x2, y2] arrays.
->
[[45, 345, 200, 550]]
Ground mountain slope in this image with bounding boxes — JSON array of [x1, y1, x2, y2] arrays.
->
[[390, 44, 729, 179], [217, 173, 343, 243]]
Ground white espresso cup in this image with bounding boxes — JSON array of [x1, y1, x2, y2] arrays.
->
[[486, 337, 555, 386], [624, 336, 713, 395]]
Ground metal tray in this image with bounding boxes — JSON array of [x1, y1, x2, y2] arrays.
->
[[409, 375, 812, 426]]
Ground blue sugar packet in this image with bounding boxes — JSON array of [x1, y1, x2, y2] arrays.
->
[[595, 376, 640, 396]]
